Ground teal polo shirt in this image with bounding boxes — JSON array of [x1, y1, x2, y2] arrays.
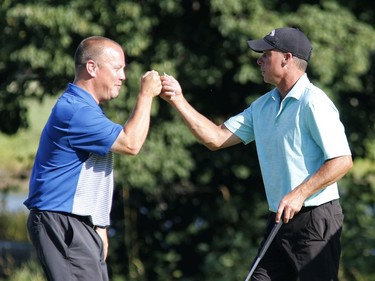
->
[[224, 74, 351, 212]]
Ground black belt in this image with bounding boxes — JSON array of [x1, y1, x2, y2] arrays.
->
[[30, 209, 107, 229], [300, 199, 339, 212]]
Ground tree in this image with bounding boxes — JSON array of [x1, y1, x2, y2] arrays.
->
[[1, 0, 374, 280]]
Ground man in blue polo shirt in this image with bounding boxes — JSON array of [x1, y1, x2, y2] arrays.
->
[[160, 27, 352, 280], [24, 36, 162, 281]]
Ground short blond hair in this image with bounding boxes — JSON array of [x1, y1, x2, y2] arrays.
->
[[293, 56, 308, 72], [74, 36, 121, 74]]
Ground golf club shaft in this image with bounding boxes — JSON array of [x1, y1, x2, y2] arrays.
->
[[244, 221, 283, 281], [244, 257, 260, 281]]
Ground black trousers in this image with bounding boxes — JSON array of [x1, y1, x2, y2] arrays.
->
[[27, 210, 108, 281], [252, 200, 343, 281]]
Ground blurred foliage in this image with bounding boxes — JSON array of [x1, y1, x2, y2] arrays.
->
[[1, 0, 374, 280], [0, 259, 45, 281], [0, 212, 29, 242]]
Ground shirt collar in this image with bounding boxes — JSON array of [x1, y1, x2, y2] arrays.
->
[[284, 73, 310, 100], [270, 73, 310, 102], [66, 83, 99, 108]]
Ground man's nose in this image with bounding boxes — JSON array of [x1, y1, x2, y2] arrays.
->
[[120, 70, 126, 80]]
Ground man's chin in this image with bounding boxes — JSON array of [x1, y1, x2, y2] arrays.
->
[[111, 91, 120, 100]]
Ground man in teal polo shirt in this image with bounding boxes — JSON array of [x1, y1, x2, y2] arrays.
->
[[160, 27, 352, 280]]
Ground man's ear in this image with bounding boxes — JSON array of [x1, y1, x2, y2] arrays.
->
[[86, 60, 98, 77], [284, 52, 293, 63]]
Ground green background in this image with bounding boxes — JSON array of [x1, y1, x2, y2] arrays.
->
[[0, 0, 374, 280]]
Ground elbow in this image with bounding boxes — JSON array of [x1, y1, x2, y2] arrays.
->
[[206, 144, 221, 151], [336, 155, 353, 175], [203, 137, 230, 151], [202, 139, 223, 151], [346, 155, 353, 171], [112, 142, 143, 156], [124, 145, 142, 156], [203, 136, 233, 151], [113, 131, 144, 156]]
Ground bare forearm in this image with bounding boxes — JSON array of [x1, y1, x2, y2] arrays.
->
[[112, 95, 154, 155], [276, 155, 352, 223], [111, 70, 161, 155], [124, 95, 153, 147], [298, 155, 353, 198], [161, 74, 241, 150], [172, 97, 225, 150]]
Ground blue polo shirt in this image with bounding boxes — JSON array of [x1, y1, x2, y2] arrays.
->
[[224, 74, 351, 212], [24, 83, 123, 226]]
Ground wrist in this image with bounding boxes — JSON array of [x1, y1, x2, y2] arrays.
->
[[94, 225, 108, 230], [138, 92, 155, 101]]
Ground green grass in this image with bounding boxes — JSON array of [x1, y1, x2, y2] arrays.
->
[[0, 259, 46, 281], [0, 96, 57, 191]]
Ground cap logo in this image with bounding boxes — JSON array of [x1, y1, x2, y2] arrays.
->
[[269, 30, 275, 36]]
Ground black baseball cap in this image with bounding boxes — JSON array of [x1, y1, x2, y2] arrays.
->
[[248, 27, 312, 62]]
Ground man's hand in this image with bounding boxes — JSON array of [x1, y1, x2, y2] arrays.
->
[[276, 187, 306, 223], [140, 70, 162, 98], [95, 227, 109, 260], [160, 73, 183, 102]]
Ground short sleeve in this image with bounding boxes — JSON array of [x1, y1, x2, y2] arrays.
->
[[69, 106, 123, 155], [305, 96, 351, 160], [224, 106, 255, 145]]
